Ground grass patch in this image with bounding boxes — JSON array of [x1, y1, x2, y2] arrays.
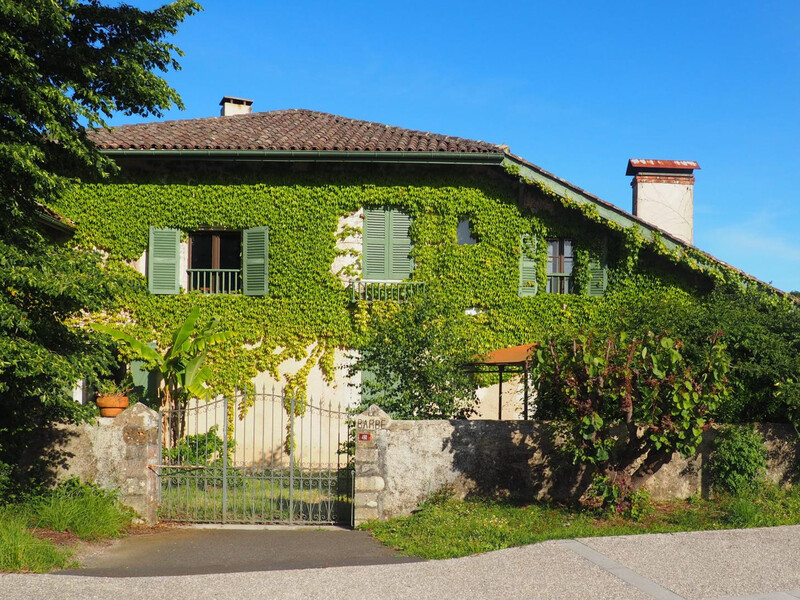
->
[[0, 478, 135, 573], [363, 484, 800, 559], [29, 479, 133, 540], [0, 510, 73, 572]]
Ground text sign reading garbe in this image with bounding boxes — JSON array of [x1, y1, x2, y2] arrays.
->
[[356, 417, 388, 431]]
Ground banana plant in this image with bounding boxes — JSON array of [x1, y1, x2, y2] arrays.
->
[[93, 307, 232, 443]]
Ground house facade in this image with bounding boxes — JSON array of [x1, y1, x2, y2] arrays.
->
[[54, 97, 766, 420]]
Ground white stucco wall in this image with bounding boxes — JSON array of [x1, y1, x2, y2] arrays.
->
[[331, 209, 363, 284]]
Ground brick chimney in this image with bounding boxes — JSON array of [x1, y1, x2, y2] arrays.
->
[[626, 159, 700, 245], [219, 96, 253, 116]]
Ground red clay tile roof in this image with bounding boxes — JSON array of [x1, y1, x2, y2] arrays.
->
[[88, 109, 503, 153]]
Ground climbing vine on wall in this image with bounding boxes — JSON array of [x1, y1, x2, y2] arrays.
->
[[52, 163, 797, 422]]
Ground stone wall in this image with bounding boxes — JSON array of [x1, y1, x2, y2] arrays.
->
[[53, 403, 160, 524], [353, 408, 799, 524]]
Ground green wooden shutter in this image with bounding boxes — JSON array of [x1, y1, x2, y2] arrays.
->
[[363, 208, 387, 279], [389, 210, 412, 280], [364, 208, 412, 280], [243, 226, 269, 296], [587, 242, 608, 297], [518, 234, 538, 297], [148, 227, 180, 294]]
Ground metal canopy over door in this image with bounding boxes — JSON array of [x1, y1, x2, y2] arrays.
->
[[156, 389, 353, 526]]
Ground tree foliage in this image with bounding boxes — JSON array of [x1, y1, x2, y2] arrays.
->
[[533, 331, 731, 502], [1, 0, 200, 206], [0, 0, 199, 496], [353, 295, 481, 419], [609, 284, 800, 425]]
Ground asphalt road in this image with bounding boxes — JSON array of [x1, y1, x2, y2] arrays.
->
[[56, 526, 420, 577], [2, 525, 800, 600]]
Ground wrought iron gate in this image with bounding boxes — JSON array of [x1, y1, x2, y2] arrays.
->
[[156, 389, 353, 525]]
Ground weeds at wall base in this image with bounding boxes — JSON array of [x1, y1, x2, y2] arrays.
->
[[363, 482, 800, 560]]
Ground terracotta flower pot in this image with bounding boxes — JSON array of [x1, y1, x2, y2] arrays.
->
[[96, 395, 130, 417]]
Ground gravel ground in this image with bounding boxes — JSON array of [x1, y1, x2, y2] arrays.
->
[[2, 526, 800, 600], [582, 525, 800, 600]]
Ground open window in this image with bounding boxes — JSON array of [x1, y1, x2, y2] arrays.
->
[[147, 226, 269, 296], [188, 231, 242, 294]]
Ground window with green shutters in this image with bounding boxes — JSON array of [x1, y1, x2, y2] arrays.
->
[[363, 208, 413, 280], [147, 226, 269, 296], [518, 233, 538, 297]]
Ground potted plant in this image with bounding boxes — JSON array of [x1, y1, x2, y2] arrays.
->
[[95, 380, 131, 417]]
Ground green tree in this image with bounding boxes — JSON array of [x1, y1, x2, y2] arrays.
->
[[353, 296, 481, 419], [0, 0, 199, 497], [606, 285, 800, 425]]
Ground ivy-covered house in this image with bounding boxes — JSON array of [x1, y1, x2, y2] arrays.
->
[[54, 96, 782, 419]]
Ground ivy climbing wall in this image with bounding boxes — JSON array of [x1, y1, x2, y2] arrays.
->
[[54, 162, 724, 411]]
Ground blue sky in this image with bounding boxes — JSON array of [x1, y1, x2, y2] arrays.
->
[[114, 0, 800, 291]]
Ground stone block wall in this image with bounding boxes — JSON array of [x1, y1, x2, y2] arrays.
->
[[353, 411, 799, 524], [53, 403, 160, 524]]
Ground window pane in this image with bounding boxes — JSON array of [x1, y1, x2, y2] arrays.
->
[[457, 220, 476, 245], [190, 233, 212, 269], [563, 239, 573, 258], [563, 256, 573, 275], [218, 232, 242, 270]]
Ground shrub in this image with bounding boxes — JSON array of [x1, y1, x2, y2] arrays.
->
[[587, 475, 653, 521], [164, 425, 229, 466], [708, 425, 767, 496], [533, 330, 730, 500]]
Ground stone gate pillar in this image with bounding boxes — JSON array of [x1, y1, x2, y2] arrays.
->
[[353, 405, 391, 526]]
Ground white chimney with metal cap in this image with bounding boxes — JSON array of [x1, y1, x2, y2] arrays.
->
[[219, 96, 253, 116], [627, 159, 700, 245]]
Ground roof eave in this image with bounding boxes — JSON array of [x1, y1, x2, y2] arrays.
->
[[99, 148, 506, 166], [34, 210, 75, 235]]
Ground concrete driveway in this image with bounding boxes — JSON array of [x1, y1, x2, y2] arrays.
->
[[2, 525, 800, 599]]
